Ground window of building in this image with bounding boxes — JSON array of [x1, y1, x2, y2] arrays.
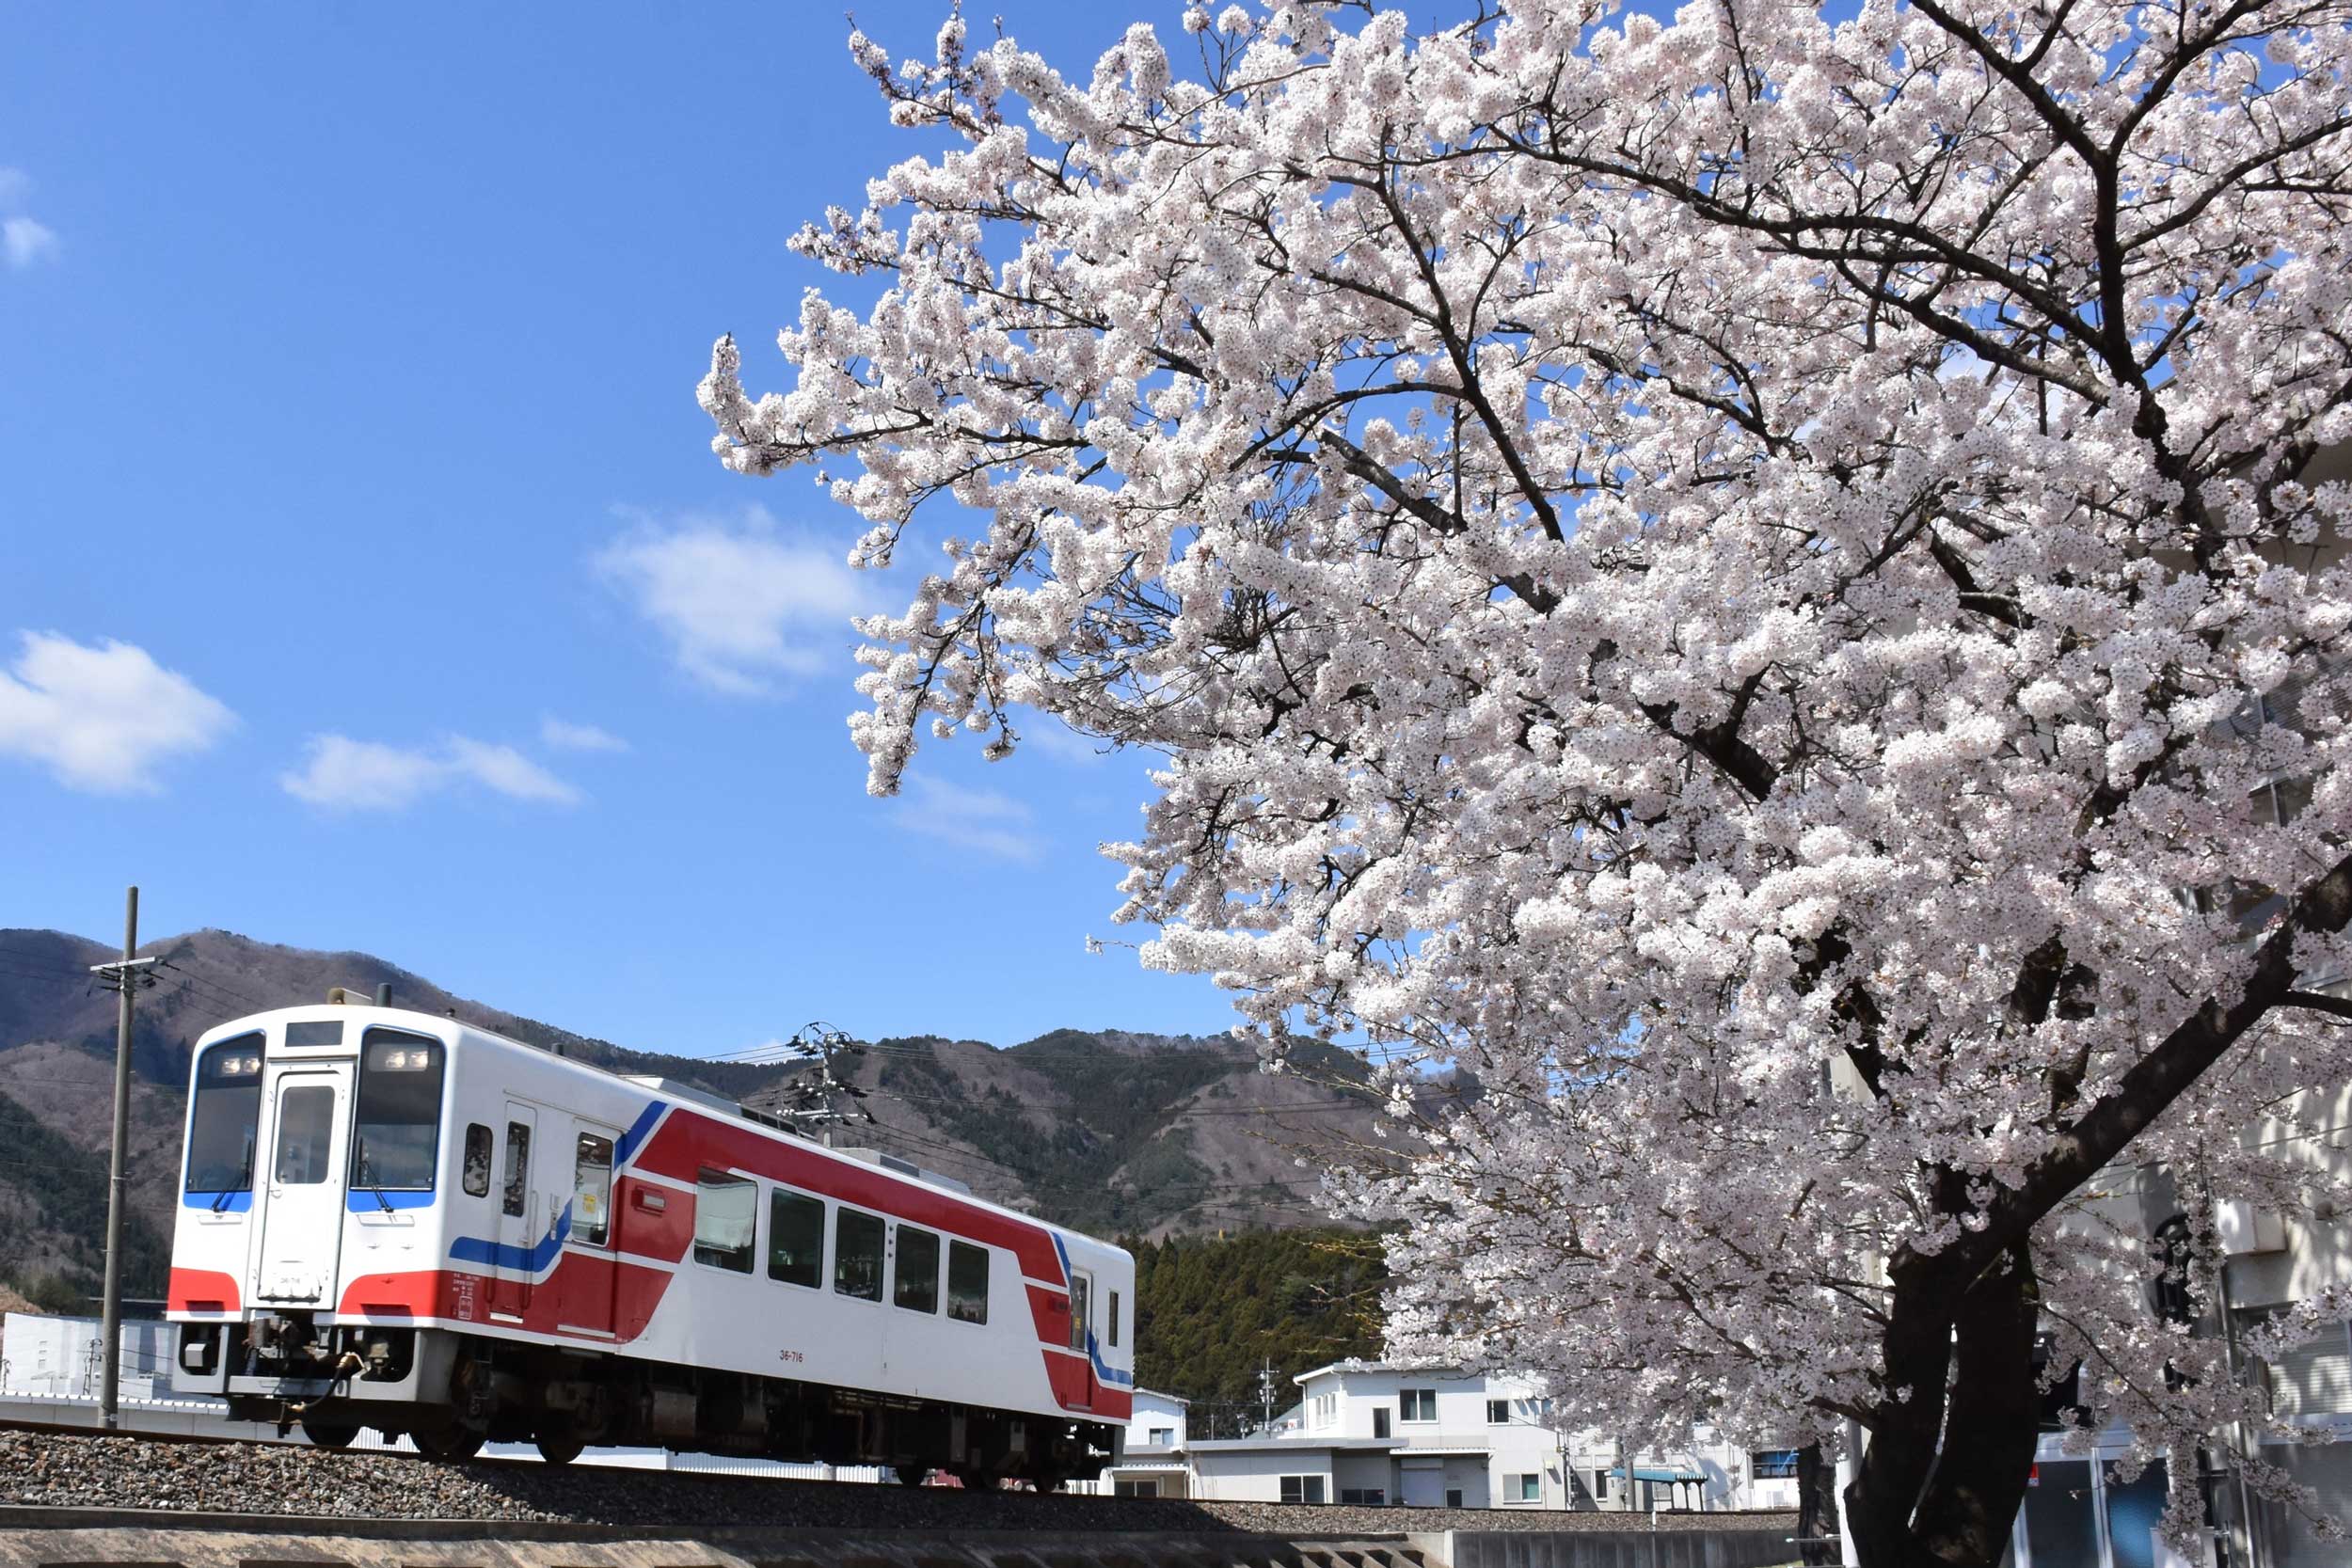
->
[[352, 1031, 443, 1190], [895, 1223, 941, 1313], [1279, 1475, 1327, 1505], [946, 1239, 989, 1323], [692, 1167, 756, 1273], [1751, 1449, 1802, 1480], [768, 1190, 824, 1288], [1148, 1426, 1174, 1445], [1115, 1479, 1160, 1497], [1340, 1487, 1387, 1505], [1508, 1473, 1541, 1502], [834, 1206, 884, 1300], [572, 1132, 613, 1245], [1399, 1388, 1438, 1422], [1373, 1407, 1391, 1439], [1445, 1488, 1465, 1508], [501, 1123, 531, 1217], [1311, 1392, 1337, 1429], [1487, 1398, 1512, 1424], [1592, 1469, 1611, 1500], [461, 1124, 492, 1197]]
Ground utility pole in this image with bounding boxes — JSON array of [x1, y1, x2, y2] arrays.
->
[[88, 886, 156, 1433], [773, 1022, 873, 1147], [1259, 1359, 1276, 1433]]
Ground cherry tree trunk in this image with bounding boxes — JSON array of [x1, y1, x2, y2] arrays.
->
[[1844, 1245, 2043, 1568]]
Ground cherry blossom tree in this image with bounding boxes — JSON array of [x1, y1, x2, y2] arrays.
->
[[700, 1, 2352, 1560]]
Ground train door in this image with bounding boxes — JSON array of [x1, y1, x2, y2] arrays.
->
[[1068, 1267, 1096, 1409], [490, 1102, 538, 1319], [559, 1123, 618, 1337], [253, 1066, 350, 1306]]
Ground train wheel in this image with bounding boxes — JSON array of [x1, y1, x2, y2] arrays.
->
[[534, 1427, 585, 1467], [302, 1421, 359, 1450], [955, 1468, 999, 1491], [413, 1426, 485, 1462], [895, 1464, 930, 1488]]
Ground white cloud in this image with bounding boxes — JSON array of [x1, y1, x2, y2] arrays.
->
[[890, 774, 1043, 863], [446, 738, 581, 804], [4, 217, 57, 270], [0, 631, 236, 794], [595, 506, 872, 695], [540, 716, 629, 752], [0, 171, 56, 271], [282, 734, 581, 812]]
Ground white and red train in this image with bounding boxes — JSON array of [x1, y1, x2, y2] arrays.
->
[[166, 1000, 1134, 1482]]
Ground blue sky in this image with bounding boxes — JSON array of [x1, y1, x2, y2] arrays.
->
[[0, 2, 1232, 1055]]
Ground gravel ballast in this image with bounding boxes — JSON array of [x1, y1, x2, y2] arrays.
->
[[0, 1432, 1796, 1539]]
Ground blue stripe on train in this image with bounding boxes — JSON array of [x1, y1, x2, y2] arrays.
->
[[448, 1200, 573, 1274], [1088, 1329, 1135, 1386], [347, 1188, 436, 1212], [182, 1190, 252, 1212], [615, 1099, 669, 1169]]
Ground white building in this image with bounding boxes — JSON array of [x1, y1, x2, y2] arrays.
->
[[0, 1313, 171, 1402], [1183, 1361, 1759, 1513], [1101, 1386, 1191, 1497]]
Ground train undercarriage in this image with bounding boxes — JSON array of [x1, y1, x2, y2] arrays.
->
[[178, 1313, 1118, 1487]]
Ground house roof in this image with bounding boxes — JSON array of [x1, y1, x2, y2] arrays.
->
[[1131, 1386, 1190, 1406], [1290, 1359, 1463, 1385]]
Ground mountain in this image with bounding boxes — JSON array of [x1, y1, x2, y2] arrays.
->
[[0, 927, 1419, 1307]]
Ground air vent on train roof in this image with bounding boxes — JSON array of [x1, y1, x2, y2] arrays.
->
[[834, 1147, 974, 1196], [620, 1075, 802, 1138]]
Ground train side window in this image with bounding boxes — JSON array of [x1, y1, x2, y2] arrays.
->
[[834, 1207, 884, 1301], [461, 1125, 492, 1197], [573, 1132, 613, 1246], [769, 1190, 824, 1289], [501, 1123, 531, 1217], [947, 1241, 989, 1324], [1109, 1289, 1120, 1348], [693, 1168, 756, 1274], [894, 1225, 940, 1314]]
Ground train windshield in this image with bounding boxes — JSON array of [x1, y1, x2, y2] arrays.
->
[[352, 1030, 445, 1191], [184, 1034, 264, 1194]]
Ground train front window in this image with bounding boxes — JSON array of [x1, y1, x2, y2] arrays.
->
[[184, 1035, 263, 1194], [352, 1030, 445, 1191]]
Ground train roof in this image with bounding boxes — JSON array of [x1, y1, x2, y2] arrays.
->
[[192, 1001, 1129, 1259]]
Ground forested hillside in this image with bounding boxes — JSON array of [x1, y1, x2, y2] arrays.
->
[[1128, 1228, 1390, 1438]]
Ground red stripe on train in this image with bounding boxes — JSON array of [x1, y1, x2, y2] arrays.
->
[[632, 1111, 1069, 1289], [335, 1257, 675, 1342], [167, 1267, 242, 1315]]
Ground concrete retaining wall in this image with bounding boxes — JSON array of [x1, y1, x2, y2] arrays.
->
[[1429, 1528, 1799, 1568]]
